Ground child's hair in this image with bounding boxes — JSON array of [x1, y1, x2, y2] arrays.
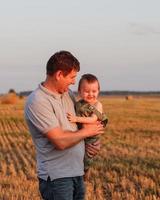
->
[[78, 73, 100, 91]]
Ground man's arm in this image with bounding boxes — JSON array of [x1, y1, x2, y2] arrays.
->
[[46, 122, 103, 150]]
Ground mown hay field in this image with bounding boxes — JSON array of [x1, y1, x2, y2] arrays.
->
[[0, 96, 159, 200]]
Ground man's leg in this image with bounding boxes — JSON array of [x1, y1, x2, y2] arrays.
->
[[73, 176, 85, 200], [39, 177, 74, 200]]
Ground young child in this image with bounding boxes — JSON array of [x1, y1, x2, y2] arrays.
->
[[67, 73, 108, 171]]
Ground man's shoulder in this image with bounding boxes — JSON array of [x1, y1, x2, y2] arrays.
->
[[24, 87, 55, 120], [26, 87, 49, 107]]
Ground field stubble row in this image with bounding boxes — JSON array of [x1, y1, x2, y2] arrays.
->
[[0, 96, 160, 199]]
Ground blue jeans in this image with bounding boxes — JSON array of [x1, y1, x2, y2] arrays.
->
[[39, 176, 85, 200]]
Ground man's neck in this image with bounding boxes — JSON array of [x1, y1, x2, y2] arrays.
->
[[42, 79, 59, 94]]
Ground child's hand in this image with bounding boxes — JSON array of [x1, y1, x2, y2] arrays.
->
[[67, 112, 77, 123]]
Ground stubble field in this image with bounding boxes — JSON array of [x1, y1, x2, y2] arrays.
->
[[0, 96, 159, 200]]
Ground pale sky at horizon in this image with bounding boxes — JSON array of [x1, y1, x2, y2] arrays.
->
[[0, 0, 160, 94]]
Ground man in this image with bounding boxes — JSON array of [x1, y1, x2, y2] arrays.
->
[[25, 50, 103, 200]]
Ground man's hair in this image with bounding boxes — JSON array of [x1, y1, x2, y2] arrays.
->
[[46, 50, 80, 76], [78, 73, 100, 91]]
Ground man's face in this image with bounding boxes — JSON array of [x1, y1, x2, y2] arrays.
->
[[58, 69, 77, 93]]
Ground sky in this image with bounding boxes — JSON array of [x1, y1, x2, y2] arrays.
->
[[0, 0, 160, 94]]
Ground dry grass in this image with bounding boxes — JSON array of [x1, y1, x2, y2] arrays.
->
[[0, 96, 159, 200]]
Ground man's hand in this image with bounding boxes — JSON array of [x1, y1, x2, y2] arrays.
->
[[82, 121, 104, 138], [85, 139, 101, 158]]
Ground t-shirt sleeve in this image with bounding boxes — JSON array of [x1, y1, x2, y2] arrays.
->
[[25, 99, 59, 134]]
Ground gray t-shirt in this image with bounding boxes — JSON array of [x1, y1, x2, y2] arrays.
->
[[25, 84, 85, 181]]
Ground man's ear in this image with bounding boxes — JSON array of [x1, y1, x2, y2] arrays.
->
[[55, 70, 63, 80]]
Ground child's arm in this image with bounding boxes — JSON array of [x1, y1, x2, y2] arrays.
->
[[67, 112, 98, 124], [67, 101, 103, 124]]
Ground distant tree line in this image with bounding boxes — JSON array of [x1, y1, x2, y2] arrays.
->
[[19, 90, 160, 97], [99, 91, 160, 96]]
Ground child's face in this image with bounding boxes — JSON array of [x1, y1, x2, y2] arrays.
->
[[79, 80, 99, 104]]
